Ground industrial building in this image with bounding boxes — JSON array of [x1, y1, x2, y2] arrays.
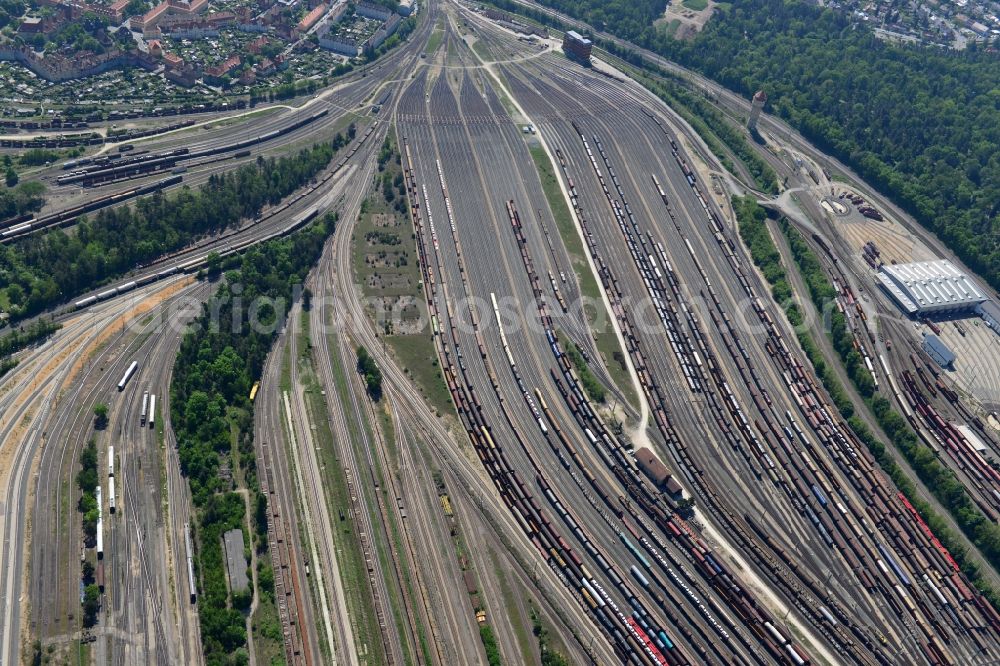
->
[[634, 447, 683, 499], [562, 30, 592, 62], [922, 334, 956, 369], [877, 259, 986, 316], [978, 301, 1000, 332], [956, 424, 989, 455]]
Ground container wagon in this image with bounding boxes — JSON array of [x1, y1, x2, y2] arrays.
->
[[141, 391, 149, 425]]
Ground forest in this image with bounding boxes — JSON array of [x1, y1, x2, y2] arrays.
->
[[531, 0, 1000, 290], [170, 215, 335, 664], [535, 0, 662, 38], [0, 132, 349, 320]]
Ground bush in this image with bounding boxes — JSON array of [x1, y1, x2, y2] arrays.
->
[[479, 624, 502, 666], [93, 403, 108, 430], [356, 345, 383, 400], [733, 195, 791, 303]]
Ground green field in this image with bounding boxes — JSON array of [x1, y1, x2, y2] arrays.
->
[[528, 144, 638, 409], [425, 23, 444, 55], [385, 335, 453, 416], [353, 137, 455, 417], [682, 0, 709, 11], [352, 140, 422, 315]]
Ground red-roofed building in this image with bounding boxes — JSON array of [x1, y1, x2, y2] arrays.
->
[[203, 54, 240, 85], [204, 11, 234, 27], [165, 65, 197, 86], [147, 39, 162, 55], [295, 3, 326, 35], [634, 447, 684, 498], [132, 2, 169, 33], [108, 0, 130, 22], [132, 0, 208, 33], [163, 51, 184, 68], [256, 57, 275, 74], [248, 35, 269, 53], [174, 0, 208, 15]]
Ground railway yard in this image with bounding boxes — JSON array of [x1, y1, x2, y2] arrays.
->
[[1, 1, 1000, 665]]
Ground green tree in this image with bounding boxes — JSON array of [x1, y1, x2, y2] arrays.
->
[[5, 167, 17, 187], [479, 624, 502, 666], [77, 439, 98, 493], [255, 493, 268, 540], [77, 466, 98, 495], [676, 497, 696, 520], [356, 346, 382, 400], [257, 562, 275, 599], [5, 284, 24, 307], [125, 0, 148, 16], [206, 251, 222, 277], [83, 507, 99, 540], [93, 403, 108, 430], [82, 584, 101, 626]]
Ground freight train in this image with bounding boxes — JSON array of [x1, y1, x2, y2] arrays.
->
[[0, 175, 182, 242], [0, 118, 197, 149], [56, 109, 329, 186]]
